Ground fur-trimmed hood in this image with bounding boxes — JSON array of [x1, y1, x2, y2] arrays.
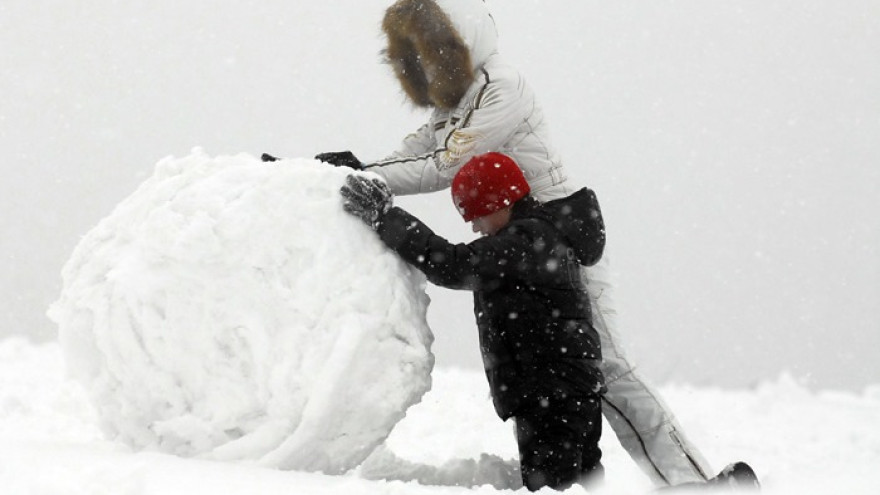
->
[[382, 0, 498, 109]]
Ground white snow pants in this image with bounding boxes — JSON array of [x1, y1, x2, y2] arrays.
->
[[584, 256, 713, 486]]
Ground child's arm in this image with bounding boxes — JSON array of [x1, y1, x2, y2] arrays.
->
[[339, 174, 538, 289], [376, 207, 532, 291]]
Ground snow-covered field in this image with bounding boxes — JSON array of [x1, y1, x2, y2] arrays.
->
[[2, 337, 878, 494], [2, 1, 878, 494]]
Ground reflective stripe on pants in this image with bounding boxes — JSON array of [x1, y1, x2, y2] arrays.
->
[[584, 257, 712, 486]]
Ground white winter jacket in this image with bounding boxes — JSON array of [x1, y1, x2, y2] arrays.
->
[[366, 0, 576, 203]]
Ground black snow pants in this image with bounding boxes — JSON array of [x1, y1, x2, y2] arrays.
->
[[514, 394, 604, 492]]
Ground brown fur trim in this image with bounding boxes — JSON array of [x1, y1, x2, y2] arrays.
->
[[383, 0, 475, 109]]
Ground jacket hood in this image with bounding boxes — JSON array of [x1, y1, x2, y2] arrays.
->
[[514, 189, 607, 267], [382, 0, 498, 109]]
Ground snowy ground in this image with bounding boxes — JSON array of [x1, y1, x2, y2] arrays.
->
[[2, 338, 878, 495]]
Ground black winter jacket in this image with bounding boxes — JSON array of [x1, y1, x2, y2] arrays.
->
[[376, 189, 605, 419]]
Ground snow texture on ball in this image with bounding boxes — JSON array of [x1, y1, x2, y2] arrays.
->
[[48, 149, 434, 474]]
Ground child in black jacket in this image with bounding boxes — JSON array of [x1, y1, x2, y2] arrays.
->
[[340, 152, 607, 491]]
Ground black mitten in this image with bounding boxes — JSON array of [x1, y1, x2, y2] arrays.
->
[[261, 153, 280, 162], [340, 175, 393, 228], [315, 151, 363, 170]]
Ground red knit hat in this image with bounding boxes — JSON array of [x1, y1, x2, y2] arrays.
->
[[451, 152, 531, 221]]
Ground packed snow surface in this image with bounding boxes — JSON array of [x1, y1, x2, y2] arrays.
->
[[2, 338, 880, 494], [47, 151, 434, 474]]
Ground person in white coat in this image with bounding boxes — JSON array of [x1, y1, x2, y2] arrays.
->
[[314, 0, 757, 489]]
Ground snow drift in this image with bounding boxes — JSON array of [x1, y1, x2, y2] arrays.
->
[[48, 150, 434, 474]]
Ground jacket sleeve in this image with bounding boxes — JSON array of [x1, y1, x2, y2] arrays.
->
[[393, 123, 436, 157], [362, 123, 444, 195], [376, 207, 541, 291], [365, 69, 533, 196]]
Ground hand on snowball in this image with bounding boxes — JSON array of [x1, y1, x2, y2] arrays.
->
[[315, 151, 363, 170], [340, 175, 393, 229]]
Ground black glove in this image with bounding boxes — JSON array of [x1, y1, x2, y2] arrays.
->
[[261, 153, 280, 162], [340, 175, 393, 228], [315, 151, 363, 170]]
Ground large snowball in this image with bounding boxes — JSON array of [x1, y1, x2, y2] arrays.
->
[[48, 150, 434, 474]]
